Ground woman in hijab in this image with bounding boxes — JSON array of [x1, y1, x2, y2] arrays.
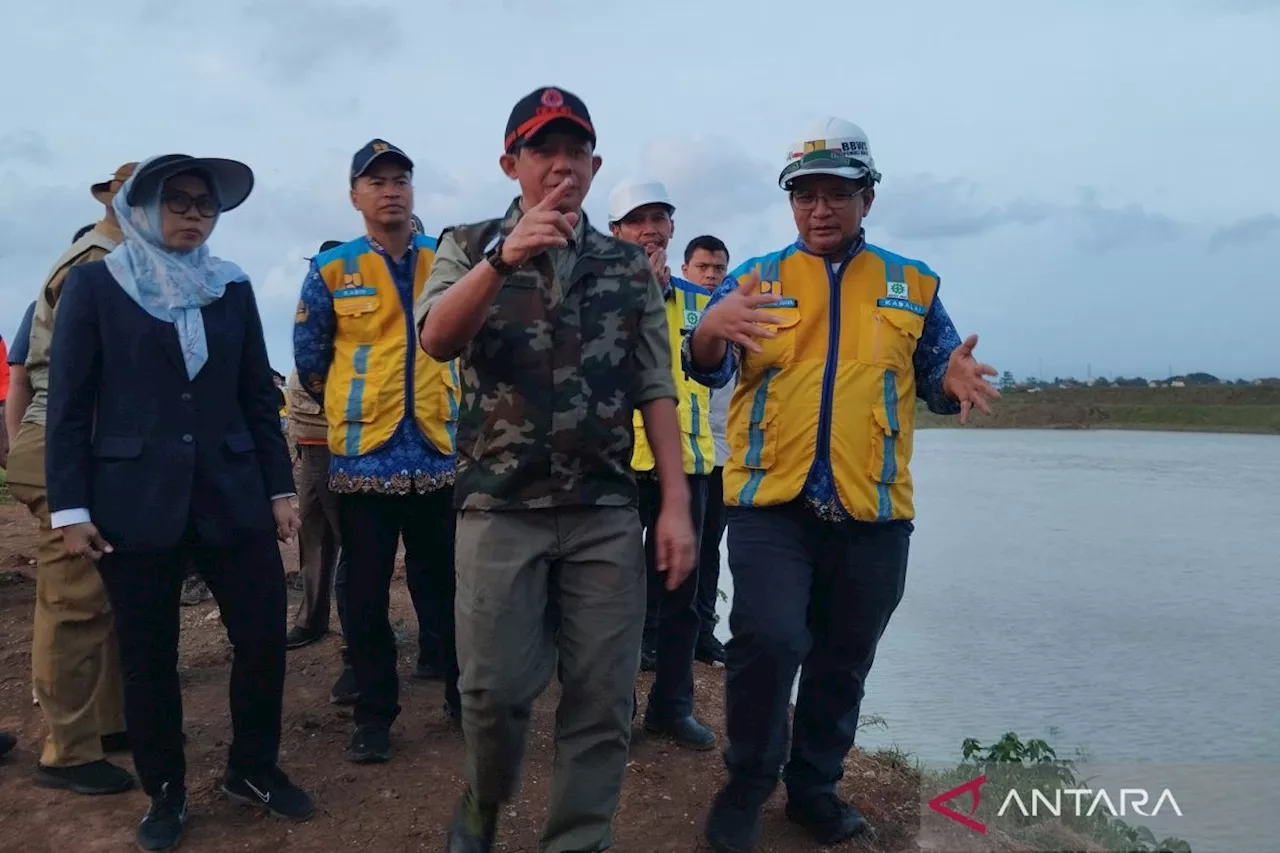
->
[[45, 154, 313, 851]]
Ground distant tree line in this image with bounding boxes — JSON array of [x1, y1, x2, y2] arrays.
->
[[998, 371, 1278, 390]]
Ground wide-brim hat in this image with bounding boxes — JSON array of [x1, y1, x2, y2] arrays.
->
[[90, 162, 139, 205], [125, 154, 255, 212]]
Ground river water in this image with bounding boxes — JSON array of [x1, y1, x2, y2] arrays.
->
[[709, 429, 1280, 852]]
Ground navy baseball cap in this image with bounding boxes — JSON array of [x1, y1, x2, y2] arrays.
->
[[505, 86, 595, 153], [351, 139, 413, 184]]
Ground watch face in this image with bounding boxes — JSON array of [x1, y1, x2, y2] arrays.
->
[[483, 233, 501, 255]]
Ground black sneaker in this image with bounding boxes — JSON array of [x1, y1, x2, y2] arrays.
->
[[330, 666, 359, 705], [695, 633, 727, 665], [285, 626, 326, 651], [785, 792, 869, 845], [704, 784, 763, 853], [33, 759, 136, 795], [137, 782, 187, 851], [446, 787, 498, 853], [0, 732, 15, 759], [347, 724, 391, 763], [221, 765, 315, 820]]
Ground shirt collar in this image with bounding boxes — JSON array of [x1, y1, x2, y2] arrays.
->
[[365, 233, 416, 264]]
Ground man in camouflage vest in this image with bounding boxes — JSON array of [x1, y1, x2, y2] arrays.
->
[[6, 164, 138, 796], [417, 86, 697, 853]]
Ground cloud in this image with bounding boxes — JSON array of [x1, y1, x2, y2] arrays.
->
[[629, 138, 1208, 258], [0, 178, 101, 269], [1196, 0, 1280, 11], [873, 175, 1051, 241], [1208, 214, 1280, 251], [0, 131, 57, 169], [637, 135, 778, 226], [1064, 195, 1184, 252], [238, 0, 405, 82]]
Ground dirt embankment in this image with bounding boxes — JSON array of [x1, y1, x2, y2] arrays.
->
[[0, 503, 927, 853], [916, 384, 1280, 434]]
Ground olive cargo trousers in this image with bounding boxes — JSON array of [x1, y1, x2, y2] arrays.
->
[[454, 505, 645, 853], [6, 423, 126, 768]]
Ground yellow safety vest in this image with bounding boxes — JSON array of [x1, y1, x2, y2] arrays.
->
[[632, 279, 714, 476], [316, 235, 459, 457], [723, 243, 938, 521]]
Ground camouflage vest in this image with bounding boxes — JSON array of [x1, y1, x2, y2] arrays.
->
[[445, 208, 654, 511]]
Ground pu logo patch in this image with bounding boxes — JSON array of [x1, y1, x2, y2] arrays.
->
[[887, 280, 908, 298], [802, 139, 826, 153], [541, 88, 564, 108], [682, 308, 700, 329], [342, 272, 364, 289], [759, 279, 781, 297], [372, 142, 388, 153]]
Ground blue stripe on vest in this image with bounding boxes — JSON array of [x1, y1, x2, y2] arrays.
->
[[344, 344, 372, 456], [739, 366, 781, 506], [877, 369, 899, 521], [679, 286, 708, 474], [446, 360, 460, 447]]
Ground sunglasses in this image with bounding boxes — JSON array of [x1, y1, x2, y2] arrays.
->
[[161, 188, 220, 218]]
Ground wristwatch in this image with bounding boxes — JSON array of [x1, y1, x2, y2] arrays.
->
[[484, 236, 519, 277]]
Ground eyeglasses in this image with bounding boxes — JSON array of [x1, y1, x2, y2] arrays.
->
[[162, 189, 220, 218], [790, 188, 865, 211]]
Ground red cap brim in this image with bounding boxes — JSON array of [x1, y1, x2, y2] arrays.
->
[[505, 114, 595, 153]]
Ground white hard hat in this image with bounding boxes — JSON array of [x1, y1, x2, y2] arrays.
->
[[779, 117, 882, 190], [608, 177, 675, 223]]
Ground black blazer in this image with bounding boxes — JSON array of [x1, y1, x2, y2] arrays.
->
[[46, 261, 294, 552]]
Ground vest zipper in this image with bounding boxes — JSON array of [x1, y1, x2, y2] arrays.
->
[[816, 255, 851, 492], [388, 253, 415, 422]]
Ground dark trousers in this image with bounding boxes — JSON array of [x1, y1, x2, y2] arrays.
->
[[638, 473, 708, 720], [337, 488, 459, 728], [722, 501, 911, 805], [696, 467, 727, 639], [97, 526, 287, 797]]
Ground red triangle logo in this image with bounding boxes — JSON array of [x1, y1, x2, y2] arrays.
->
[[927, 774, 988, 833]]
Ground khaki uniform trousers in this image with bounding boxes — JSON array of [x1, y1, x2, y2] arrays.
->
[[6, 422, 126, 767], [455, 505, 645, 853]]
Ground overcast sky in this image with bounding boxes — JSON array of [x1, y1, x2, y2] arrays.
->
[[1, 0, 1276, 382]]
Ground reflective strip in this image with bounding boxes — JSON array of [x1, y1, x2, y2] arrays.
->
[[738, 366, 780, 506], [877, 369, 899, 521], [884, 258, 904, 284], [688, 392, 706, 474], [446, 360, 460, 448], [680, 287, 708, 474], [344, 344, 372, 456]]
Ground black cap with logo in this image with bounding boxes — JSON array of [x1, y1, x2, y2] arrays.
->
[[504, 87, 596, 154], [350, 139, 413, 185]]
